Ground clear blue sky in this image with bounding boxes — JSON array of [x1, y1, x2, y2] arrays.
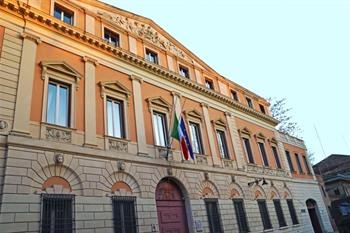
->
[[103, 0, 350, 164]]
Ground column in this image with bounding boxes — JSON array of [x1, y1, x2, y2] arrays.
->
[[201, 103, 221, 167], [225, 112, 246, 170], [130, 75, 148, 155], [11, 32, 41, 136], [83, 56, 98, 147]]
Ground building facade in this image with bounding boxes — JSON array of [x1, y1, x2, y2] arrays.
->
[[313, 154, 350, 233], [0, 0, 333, 232]]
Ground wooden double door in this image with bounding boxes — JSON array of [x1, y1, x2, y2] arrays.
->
[[156, 180, 189, 233]]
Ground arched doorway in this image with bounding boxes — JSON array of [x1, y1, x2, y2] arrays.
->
[[306, 199, 323, 233], [156, 179, 189, 233]]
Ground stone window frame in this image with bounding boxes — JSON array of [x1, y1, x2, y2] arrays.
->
[[178, 63, 190, 79], [239, 127, 255, 164], [40, 61, 81, 130], [255, 132, 270, 168], [212, 118, 231, 160], [230, 89, 239, 102], [144, 47, 159, 65], [50, 1, 77, 26], [102, 24, 121, 47], [269, 138, 283, 170], [147, 96, 171, 148], [183, 109, 206, 156], [99, 80, 131, 141]]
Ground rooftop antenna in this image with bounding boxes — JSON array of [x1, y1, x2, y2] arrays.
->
[[314, 124, 326, 158]]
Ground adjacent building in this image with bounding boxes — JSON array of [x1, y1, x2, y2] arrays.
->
[[0, 0, 333, 232]]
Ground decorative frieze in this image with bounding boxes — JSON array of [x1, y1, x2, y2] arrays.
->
[[222, 159, 237, 170], [246, 164, 288, 177], [108, 138, 128, 152], [45, 127, 72, 143], [196, 155, 208, 165]]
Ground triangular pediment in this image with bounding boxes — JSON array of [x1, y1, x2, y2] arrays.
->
[[239, 127, 251, 135], [184, 109, 202, 119], [256, 132, 266, 140], [147, 96, 171, 110], [41, 61, 82, 79], [99, 80, 131, 97], [212, 118, 227, 128]]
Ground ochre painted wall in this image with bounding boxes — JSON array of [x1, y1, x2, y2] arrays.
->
[[0, 26, 4, 55], [283, 142, 313, 179]]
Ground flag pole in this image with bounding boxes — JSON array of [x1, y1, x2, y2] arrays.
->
[[166, 95, 178, 161]]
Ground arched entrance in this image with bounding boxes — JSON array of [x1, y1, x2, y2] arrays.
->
[[306, 199, 323, 233], [156, 179, 189, 233]]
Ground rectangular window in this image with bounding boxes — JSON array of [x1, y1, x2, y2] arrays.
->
[[145, 48, 158, 64], [259, 104, 266, 114], [47, 81, 70, 127], [272, 146, 282, 169], [152, 111, 168, 147], [295, 153, 303, 173], [257, 200, 272, 230], [303, 156, 311, 174], [216, 130, 229, 159], [205, 199, 223, 233], [243, 138, 254, 164], [112, 196, 137, 233], [273, 199, 287, 227], [54, 4, 73, 25], [246, 97, 253, 108], [287, 199, 299, 225], [258, 142, 269, 167], [104, 28, 120, 47], [179, 65, 190, 78], [41, 194, 74, 233], [205, 79, 214, 89], [189, 122, 203, 154], [107, 98, 125, 138], [233, 199, 249, 233], [231, 90, 239, 101], [285, 150, 295, 172]]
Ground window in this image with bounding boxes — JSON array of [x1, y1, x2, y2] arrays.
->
[[272, 146, 282, 169], [205, 199, 223, 233], [216, 130, 229, 159], [321, 186, 327, 197], [179, 65, 190, 78], [285, 150, 295, 173], [47, 81, 70, 127], [104, 28, 120, 47], [145, 48, 158, 64], [303, 156, 311, 174], [231, 90, 239, 101], [112, 196, 137, 233], [152, 111, 168, 147], [295, 153, 303, 174], [41, 194, 74, 233], [243, 138, 254, 164], [189, 122, 203, 154], [273, 199, 287, 227], [54, 4, 74, 25], [257, 200, 272, 230], [107, 98, 125, 138], [246, 97, 253, 108], [259, 104, 266, 114], [205, 79, 214, 89], [233, 199, 249, 233], [258, 142, 269, 167], [334, 188, 340, 195], [286, 199, 299, 225]]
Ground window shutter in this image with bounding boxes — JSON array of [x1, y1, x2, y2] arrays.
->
[[233, 199, 249, 233]]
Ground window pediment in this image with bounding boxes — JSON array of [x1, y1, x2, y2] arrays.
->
[[184, 109, 202, 120], [256, 132, 266, 140], [99, 81, 131, 99], [239, 127, 251, 136], [147, 96, 171, 111], [41, 61, 82, 80], [211, 118, 227, 128], [270, 137, 278, 144]]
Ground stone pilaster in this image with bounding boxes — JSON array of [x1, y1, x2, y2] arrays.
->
[[130, 75, 148, 155], [11, 32, 41, 136], [201, 103, 221, 167], [83, 56, 98, 147], [225, 112, 246, 170]]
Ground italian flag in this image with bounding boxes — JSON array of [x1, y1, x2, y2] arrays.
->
[[170, 98, 194, 160]]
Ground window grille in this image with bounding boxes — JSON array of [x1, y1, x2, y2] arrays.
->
[[273, 199, 287, 227], [112, 196, 138, 233], [233, 199, 249, 233], [287, 199, 299, 225], [257, 200, 272, 230], [205, 199, 223, 233], [40, 194, 74, 233]]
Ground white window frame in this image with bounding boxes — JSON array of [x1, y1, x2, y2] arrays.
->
[[239, 128, 255, 164], [179, 64, 190, 78], [46, 80, 70, 127], [145, 47, 159, 64], [51, 1, 76, 26], [103, 27, 120, 47], [189, 121, 204, 155], [257, 140, 269, 167], [212, 119, 230, 160]]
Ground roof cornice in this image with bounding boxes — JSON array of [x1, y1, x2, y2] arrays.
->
[[0, 0, 278, 126]]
